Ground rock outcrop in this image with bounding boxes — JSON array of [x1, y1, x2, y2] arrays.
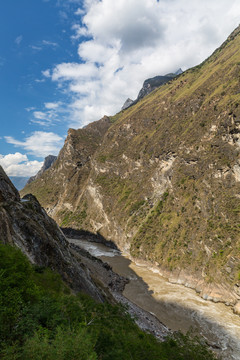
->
[[121, 69, 182, 111], [22, 27, 240, 305], [121, 98, 134, 110], [22, 115, 111, 217], [0, 166, 20, 202], [27, 155, 57, 184], [136, 73, 177, 100], [0, 166, 104, 301]]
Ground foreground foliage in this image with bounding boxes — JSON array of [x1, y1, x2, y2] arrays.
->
[[0, 244, 216, 360]]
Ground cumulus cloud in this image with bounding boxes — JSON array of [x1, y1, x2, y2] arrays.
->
[[4, 131, 64, 158], [0, 152, 43, 177], [44, 0, 240, 127]]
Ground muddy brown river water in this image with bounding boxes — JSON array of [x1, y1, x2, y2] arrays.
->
[[68, 238, 240, 359]]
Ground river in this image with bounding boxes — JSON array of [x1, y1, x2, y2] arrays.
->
[[68, 238, 240, 360]]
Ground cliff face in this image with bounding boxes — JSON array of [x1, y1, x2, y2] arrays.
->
[[22, 115, 111, 217], [136, 73, 178, 100], [22, 27, 240, 305], [0, 166, 103, 301], [27, 155, 57, 185], [121, 70, 182, 111]]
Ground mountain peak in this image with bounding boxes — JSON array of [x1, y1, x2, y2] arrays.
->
[[121, 98, 134, 110], [175, 68, 183, 75], [27, 154, 57, 185]]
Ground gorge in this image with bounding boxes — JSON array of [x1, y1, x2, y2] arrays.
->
[[68, 236, 240, 360], [22, 25, 240, 310], [2, 23, 240, 360]]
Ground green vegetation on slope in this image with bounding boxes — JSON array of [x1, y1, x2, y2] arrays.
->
[[20, 27, 240, 294], [0, 243, 216, 360]]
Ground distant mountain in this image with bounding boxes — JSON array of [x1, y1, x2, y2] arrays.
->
[[27, 155, 57, 185], [10, 176, 29, 190], [175, 68, 183, 75], [121, 98, 134, 110], [121, 68, 183, 110], [137, 69, 182, 100]]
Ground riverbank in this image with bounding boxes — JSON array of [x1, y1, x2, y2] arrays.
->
[[68, 241, 171, 340], [125, 253, 240, 313], [67, 236, 240, 359], [62, 228, 240, 311]]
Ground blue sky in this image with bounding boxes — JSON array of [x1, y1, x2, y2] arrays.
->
[[0, 0, 83, 175], [0, 0, 240, 177]]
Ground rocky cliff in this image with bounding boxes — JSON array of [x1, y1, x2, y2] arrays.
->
[[22, 26, 240, 307], [0, 165, 104, 301], [27, 154, 57, 184], [121, 69, 182, 111], [136, 70, 181, 101]]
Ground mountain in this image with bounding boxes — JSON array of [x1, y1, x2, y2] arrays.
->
[[22, 26, 240, 309], [121, 69, 182, 111], [27, 154, 57, 184], [122, 98, 134, 110], [7, 155, 57, 191], [9, 176, 29, 190], [0, 165, 104, 301], [137, 69, 182, 101]]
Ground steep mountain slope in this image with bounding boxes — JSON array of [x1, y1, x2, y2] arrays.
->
[[23, 115, 111, 216], [0, 165, 103, 301], [22, 26, 240, 306]]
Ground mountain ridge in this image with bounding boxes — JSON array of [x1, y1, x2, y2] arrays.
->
[[0, 165, 105, 301], [121, 68, 183, 110], [27, 154, 57, 185]]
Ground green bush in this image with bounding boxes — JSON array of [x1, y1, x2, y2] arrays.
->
[[0, 244, 216, 360]]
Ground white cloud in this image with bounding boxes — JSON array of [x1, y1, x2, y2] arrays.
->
[[4, 131, 64, 158], [27, 103, 64, 126], [25, 107, 36, 112], [15, 35, 23, 45], [30, 40, 58, 53], [42, 69, 51, 78], [71, 24, 89, 40], [43, 0, 240, 128], [42, 40, 59, 48], [75, 8, 85, 15], [30, 45, 43, 51], [52, 62, 98, 81], [0, 152, 43, 177], [35, 78, 46, 83], [44, 102, 61, 109], [33, 111, 47, 120]]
